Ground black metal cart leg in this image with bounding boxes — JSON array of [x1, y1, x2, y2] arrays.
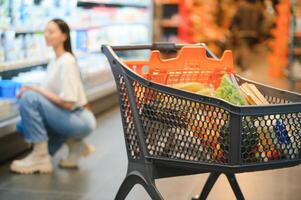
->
[[115, 171, 163, 200], [225, 173, 245, 200], [140, 177, 164, 200], [192, 172, 221, 200], [114, 175, 135, 200]]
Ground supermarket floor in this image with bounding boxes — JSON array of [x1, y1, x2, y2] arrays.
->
[[235, 44, 299, 91], [0, 45, 300, 200], [1, 107, 301, 200]]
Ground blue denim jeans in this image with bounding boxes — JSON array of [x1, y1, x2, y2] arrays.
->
[[17, 90, 96, 156]]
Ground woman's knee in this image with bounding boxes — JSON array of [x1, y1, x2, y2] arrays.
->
[[77, 114, 96, 138], [86, 112, 96, 134], [80, 121, 96, 138], [88, 116, 96, 133], [19, 90, 41, 107]]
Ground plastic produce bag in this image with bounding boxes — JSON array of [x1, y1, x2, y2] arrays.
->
[[215, 74, 246, 105]]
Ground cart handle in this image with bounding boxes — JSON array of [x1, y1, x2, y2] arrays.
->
[[107, 43, 218, 59]]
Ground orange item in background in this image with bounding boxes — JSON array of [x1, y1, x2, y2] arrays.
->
[[267, 0, 290, 78]]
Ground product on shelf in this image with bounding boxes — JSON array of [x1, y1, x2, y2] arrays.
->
[[177, 0, 229, 55], [153, 0, 181, 42], [0, 0, 151, 65], [12, 68, 47, 86], [0, 0, 11, 30], [291, 61, 301, 79], [0, 99, 11, 119], [0, 80, 22, 99]]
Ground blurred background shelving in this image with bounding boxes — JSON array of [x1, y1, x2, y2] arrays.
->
[[289, 0, 301, 90]]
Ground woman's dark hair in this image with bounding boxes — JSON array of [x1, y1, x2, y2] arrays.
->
[[51, 18, 73, 54]]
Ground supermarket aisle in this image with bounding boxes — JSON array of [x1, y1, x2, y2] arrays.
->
[[0, 106, 301, 200], [234, 43, 301, 92], [0, 48, 300, 200]]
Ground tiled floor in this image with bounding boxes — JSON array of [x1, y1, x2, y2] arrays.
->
[[0, 46, 300, 200]]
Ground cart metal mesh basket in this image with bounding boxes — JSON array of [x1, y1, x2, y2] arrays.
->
[[117, 75, 301, 165], [106, 44, 301, 168]]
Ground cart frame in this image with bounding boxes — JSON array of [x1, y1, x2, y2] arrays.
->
[[102, 43, 301, 200]]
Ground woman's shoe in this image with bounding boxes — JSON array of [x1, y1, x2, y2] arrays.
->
[[59, 139, 95, 169], [10, 142, 53, 174]]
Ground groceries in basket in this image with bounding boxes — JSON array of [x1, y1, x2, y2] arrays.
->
[[115, 45, 300, 165], [219, 114, 297, 163], [170, 82, 215, 97], [252, 114, 299, 162], [165, 72, 298, 163], [215, 74, 246, 105], [239, 82, 269, 105], [168, 73, 272, 106]]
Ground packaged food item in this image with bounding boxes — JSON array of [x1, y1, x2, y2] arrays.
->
[[165, 73, 297, 163], [215, 74, 246, 105], [170, 82, 215, 97], [239, 83, 269, 105], [195, 85, 215, 96], [274, 120, 291, 145], [171, 82, 206, 92]]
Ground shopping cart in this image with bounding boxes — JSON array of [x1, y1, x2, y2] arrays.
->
[[102, 43, 301, 200]]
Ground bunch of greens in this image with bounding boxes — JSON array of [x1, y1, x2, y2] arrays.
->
[[215, 74, 246, 106]]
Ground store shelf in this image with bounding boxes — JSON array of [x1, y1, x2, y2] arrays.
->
[[4, 22, 149, 35], [0, 58, 50, 72], [159, 0, 179, 5], [77, 0, 149, 8], [293, 48, 301, 55], [295, 31, 301, 37], [0, 111, 20, 138], [0, 50, 103, 74], [11, 24, 103, 35], [154, 0, 181, 42], [0, 79, 116, 139], [160, 19, 179, 28], [14, 29, 44, 34]]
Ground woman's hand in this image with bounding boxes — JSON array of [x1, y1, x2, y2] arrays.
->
[[17, 85, 75, 110], [17, 85, 40, 98]]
